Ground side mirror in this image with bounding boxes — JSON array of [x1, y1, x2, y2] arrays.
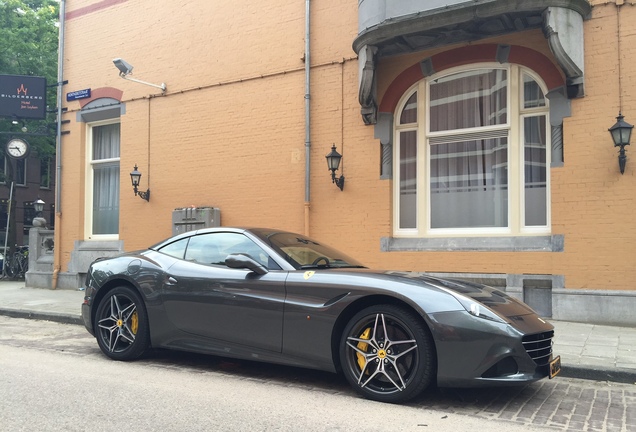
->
[[225, 253, 268, 275]]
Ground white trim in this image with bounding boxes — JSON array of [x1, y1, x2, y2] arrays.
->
[[84, 119, 120, 241], [392, 63, 551, 239], [393, 82, 421, 234]]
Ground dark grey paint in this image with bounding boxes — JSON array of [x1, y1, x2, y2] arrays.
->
[[82, 227, 556, 387]]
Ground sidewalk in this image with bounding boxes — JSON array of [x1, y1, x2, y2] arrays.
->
[[1, 279, 635, 384]]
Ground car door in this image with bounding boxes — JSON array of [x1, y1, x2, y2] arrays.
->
[[161, 232, 287, 352]]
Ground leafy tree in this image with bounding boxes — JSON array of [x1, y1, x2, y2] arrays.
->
[[0, 0, 59, 161], [0, 0, 58, 260]]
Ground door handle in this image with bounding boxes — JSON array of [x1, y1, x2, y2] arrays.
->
[[165, 276, 178, 285]]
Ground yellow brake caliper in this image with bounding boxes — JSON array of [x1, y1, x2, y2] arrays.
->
[[131, 312, 138, 335], [356, 327, 372, 371]]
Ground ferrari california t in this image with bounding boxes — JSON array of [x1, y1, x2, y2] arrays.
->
[[81, 227, 560, 403]]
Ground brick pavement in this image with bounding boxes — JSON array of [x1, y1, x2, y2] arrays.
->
[[1, 312, 635, 431], [424, 379, 636, 432]]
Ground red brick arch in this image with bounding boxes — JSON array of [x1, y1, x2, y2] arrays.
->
[[78, 87, 124, 108], [378, 44, 564, 114]]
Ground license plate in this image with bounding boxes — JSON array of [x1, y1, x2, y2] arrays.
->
[[549, 355, 561, 378]]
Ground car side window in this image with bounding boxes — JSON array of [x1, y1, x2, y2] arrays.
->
[[157, 238, 189, 259], [184, 232, 279, 269], [184, 234, 225, 265]]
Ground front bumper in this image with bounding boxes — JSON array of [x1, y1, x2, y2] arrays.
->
[[429, 310, 555, 387]]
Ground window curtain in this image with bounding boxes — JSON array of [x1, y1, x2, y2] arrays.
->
[[399, 130, 417, 229], [429, 69, 507, 132], [398, 92, 418, 229], [430, 137, 508, 228], [428, 69, 508, 229], [524, 116, 547, 226], [523, 74, 547, 227], [92, 124, 120, 235]]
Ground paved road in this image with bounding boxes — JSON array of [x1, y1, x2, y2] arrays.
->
[[1, 316, 634, 431]]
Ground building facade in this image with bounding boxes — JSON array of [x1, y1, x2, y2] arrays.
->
[[53, 0, 635, 325], [0, 149, 55, 250]]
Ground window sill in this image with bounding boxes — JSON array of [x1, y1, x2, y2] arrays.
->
[[381, 235, 564, 252]]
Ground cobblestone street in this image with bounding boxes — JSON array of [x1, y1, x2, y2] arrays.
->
[[416, 379, 636, 432], [1, 315, 634, 432]]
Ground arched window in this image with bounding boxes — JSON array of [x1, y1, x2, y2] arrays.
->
[[394, 64, 550, 237]]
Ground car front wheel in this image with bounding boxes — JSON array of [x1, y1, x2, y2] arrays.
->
[[95, 286, 149, 361], [340, 304, 435, 403]]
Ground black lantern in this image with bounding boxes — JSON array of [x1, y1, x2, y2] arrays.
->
[[130, 164, 150, 201], [609, 113, 634, 174], [33, 198, 45, 214], [325, 145, 345, 191], [32, 198, 47, 227]]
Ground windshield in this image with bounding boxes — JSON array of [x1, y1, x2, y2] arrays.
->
[[259, 231, 365, 270]]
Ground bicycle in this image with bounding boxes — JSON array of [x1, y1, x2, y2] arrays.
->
[[5, 245, 29, 280]]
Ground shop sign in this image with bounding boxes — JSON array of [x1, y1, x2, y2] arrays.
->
[[0, 74, 47, 120]]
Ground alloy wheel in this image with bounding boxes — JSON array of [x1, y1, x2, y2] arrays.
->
[[340, 305, 433, 403], [95, 286, 149, 360]]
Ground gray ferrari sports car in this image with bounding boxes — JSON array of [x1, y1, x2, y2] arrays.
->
[[81, 227, 561, 403]]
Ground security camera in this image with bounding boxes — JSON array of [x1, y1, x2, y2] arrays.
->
[[112, 57, 166, 93], [113, 58, 134, 76]]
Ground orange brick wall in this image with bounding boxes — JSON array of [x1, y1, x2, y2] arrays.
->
[[58, 1, 636, 291], [556, 2, 636, 289]]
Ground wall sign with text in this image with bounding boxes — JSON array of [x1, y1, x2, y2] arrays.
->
[[0, 74, 47, 120]]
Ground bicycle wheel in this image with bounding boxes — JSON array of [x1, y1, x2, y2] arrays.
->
[[20, 253, 28, 276], [4, 259, 13, 278], [6, 254, 18, 279]]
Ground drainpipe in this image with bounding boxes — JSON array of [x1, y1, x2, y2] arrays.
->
[[304, 0, 311, 236], [52, 0, 66, 289]]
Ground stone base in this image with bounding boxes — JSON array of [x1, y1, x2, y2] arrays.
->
[[54, 272, 86, 290], [25, 270, 54, 289]]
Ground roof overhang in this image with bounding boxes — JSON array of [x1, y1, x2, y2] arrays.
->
[[354, 0, 592, 124]]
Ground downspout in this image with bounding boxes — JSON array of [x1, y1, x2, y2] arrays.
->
[[52, 0, 66, 289], [303, 0, 311, 236]]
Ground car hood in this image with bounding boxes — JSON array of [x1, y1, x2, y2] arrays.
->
[[341, 268, 538, 320], [405, 271, 539, 318]]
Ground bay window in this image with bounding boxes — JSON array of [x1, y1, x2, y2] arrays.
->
[[394, 64, 550, 237]]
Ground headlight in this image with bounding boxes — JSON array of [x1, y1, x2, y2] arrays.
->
[[429, 281, 508, 324], [453, 295, 507, 324]]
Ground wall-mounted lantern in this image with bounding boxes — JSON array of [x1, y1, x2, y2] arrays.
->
[[130, 165, 150, 201], [325, 145, 345, 191], [609, 113, 634, 174]]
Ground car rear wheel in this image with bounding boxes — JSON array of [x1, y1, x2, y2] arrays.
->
[[340, 304, 434, 403], [95, 286, 149, 361]]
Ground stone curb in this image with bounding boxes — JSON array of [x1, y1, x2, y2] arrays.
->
[[0, 308, 83, 326], [559, 364, 636, 385]]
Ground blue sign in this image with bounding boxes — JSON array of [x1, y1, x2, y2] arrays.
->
[[66, 88, 91, 102]]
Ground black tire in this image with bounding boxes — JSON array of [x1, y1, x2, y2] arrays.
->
[[339, 304, 435, 403], [94, 286, 150, 361]]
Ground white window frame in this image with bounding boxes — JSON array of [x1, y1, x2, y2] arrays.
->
[[84, 119, 120, 241], [393, 63, 550, 238]]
